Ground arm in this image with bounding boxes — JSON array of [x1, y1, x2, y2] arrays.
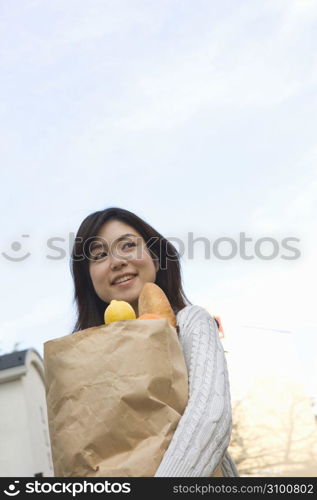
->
[[154, 305, 233, 477]]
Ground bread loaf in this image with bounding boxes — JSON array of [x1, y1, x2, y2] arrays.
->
[[138, 283, 177, 328]]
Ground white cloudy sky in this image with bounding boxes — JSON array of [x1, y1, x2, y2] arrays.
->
[[1, 0, 316, 397]]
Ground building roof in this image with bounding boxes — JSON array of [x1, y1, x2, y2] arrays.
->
[[0, 350, 28, 371]]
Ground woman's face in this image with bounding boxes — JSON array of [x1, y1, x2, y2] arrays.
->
[[88, 220, 159, 315]]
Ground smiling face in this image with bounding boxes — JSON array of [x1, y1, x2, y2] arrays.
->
[[88, 219, 159, 315]]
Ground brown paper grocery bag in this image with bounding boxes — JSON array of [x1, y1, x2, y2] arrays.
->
[[44, 318, 189, 477]]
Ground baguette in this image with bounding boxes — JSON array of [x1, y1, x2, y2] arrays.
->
[[138, 283, 177, 328]]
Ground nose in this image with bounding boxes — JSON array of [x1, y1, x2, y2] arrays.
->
[[110, 253, 128, 270]]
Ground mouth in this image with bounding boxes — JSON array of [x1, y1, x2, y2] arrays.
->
[[111, 274, 137, 286]]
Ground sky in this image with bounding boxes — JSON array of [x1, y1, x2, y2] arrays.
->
[[1, 0, 316, 399]]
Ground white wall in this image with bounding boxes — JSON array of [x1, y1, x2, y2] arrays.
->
[[0, 350, 53, 477], [22, 351, 54, 477], [0, 378, 33, 476]]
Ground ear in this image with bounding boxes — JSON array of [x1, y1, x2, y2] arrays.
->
[[154, 259, 160, 272]]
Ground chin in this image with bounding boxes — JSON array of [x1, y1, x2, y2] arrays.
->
[[115, 290, 139, 302]]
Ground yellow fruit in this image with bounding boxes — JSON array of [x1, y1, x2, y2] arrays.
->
[[104, 300, 136, 323]]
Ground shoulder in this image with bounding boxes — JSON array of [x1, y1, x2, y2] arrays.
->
[[176, 304, 218, 336], [176, 304, 215, 324], [175, 305, 221, 366]]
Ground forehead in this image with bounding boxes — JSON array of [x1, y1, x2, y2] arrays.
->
[[96, 220, 140, 244]]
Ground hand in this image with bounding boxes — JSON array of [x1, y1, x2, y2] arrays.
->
[[213, 315, 225, 338]]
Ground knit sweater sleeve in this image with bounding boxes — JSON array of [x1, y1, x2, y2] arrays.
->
[[154, 305, 233, 477]]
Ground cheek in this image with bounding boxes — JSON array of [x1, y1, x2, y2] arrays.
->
[[89, 265, 107, 289], [136, 252, 156, 274]]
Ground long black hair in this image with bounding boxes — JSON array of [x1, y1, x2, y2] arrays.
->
[[70, 207, 192, 332]]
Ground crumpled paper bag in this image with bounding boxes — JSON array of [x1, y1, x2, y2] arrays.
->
[[44, 318, 189, 477]]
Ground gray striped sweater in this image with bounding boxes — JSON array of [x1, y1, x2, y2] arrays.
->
[[154, 305, 239, 477]]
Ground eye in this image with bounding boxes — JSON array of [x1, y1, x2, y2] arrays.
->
[[91, 251, 108, 261], [123, 242, 136, 250]]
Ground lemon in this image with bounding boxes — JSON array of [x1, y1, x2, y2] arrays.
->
[[104, 300, 136, 323]]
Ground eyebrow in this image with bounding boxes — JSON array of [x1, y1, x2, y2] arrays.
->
[[90, 233, 137, 251]]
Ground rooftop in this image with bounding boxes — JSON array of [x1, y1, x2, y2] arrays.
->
[[0, 350, 28, 371]]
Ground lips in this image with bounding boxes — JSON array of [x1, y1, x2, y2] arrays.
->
[[111, 274, 137, 285]]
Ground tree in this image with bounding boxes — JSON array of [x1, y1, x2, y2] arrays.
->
[[228, 376, 317, 476]]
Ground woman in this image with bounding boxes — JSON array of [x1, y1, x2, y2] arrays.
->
[[70, 206, 239, 477]]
